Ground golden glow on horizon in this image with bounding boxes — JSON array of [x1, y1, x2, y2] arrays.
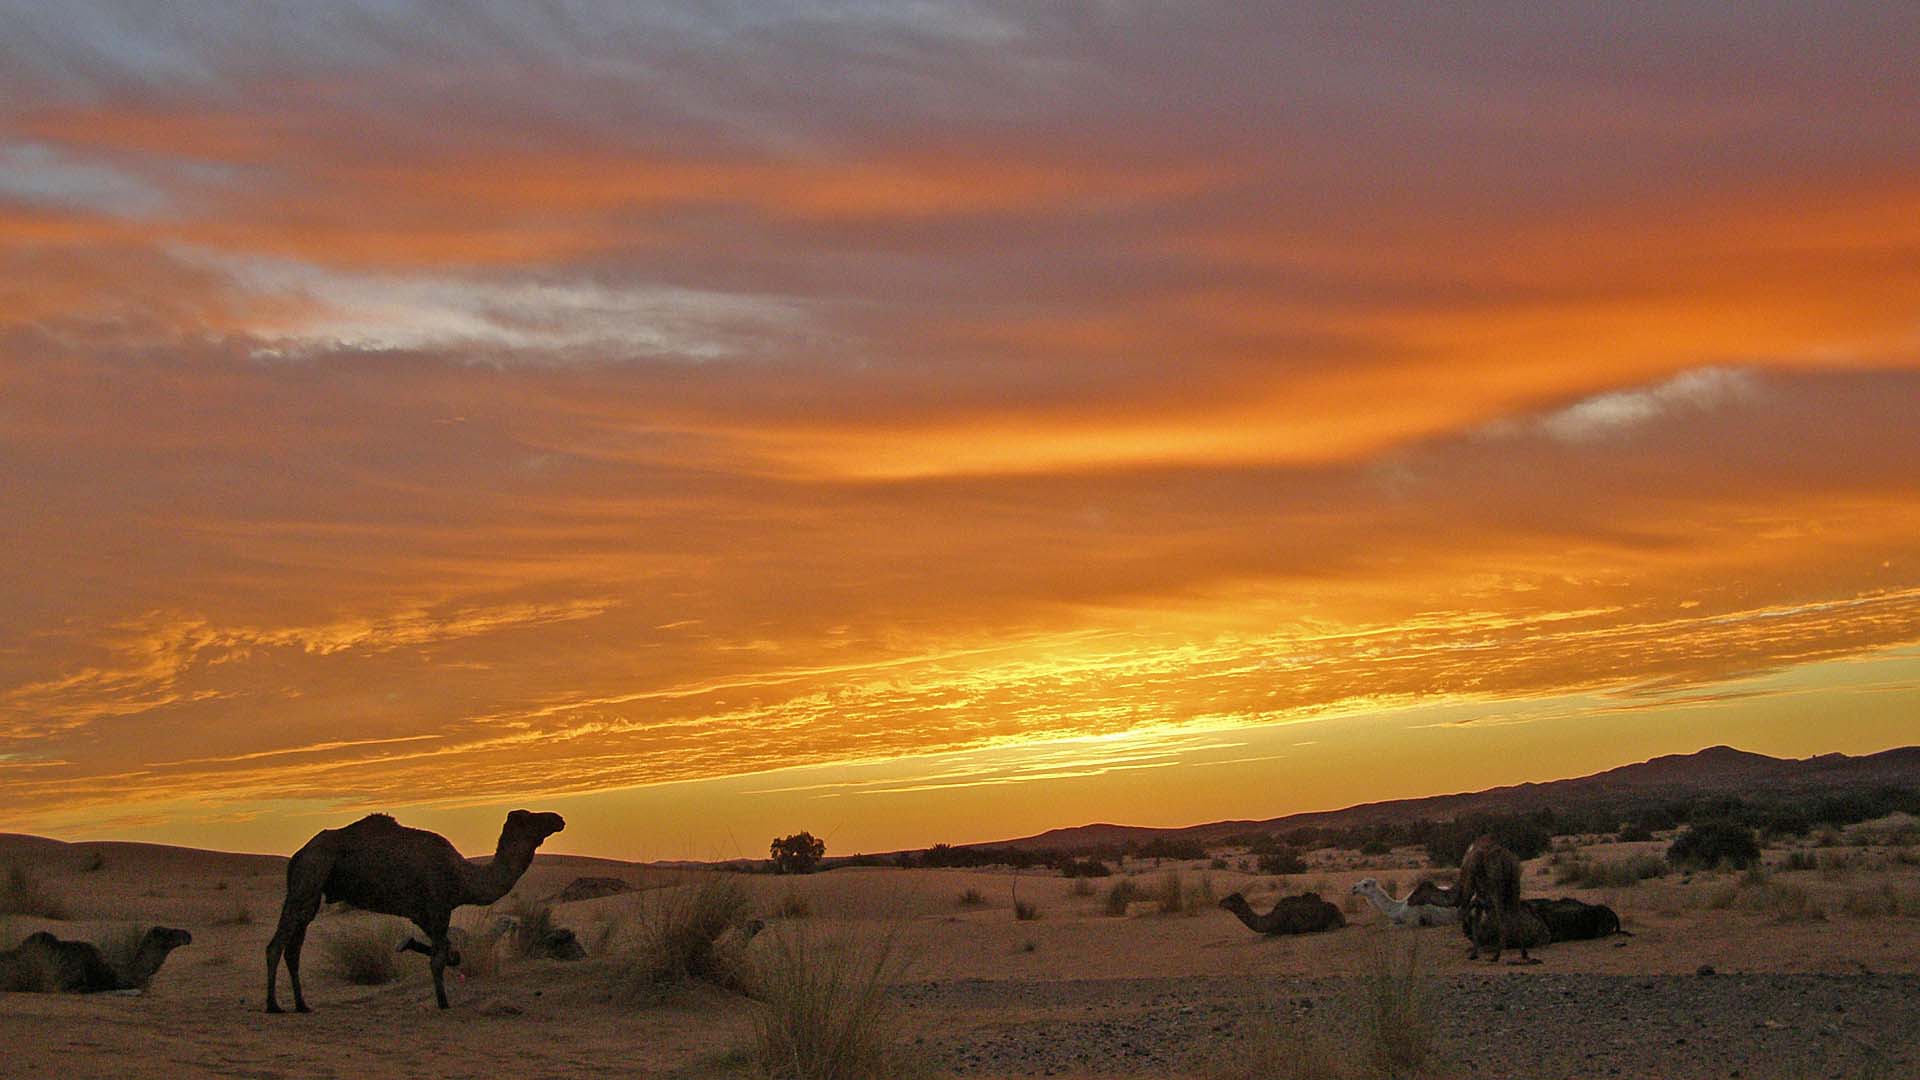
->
[[2, 5, 1917, 858]]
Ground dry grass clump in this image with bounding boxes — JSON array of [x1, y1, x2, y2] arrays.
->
[[1068, 877, 1096, 897], [776, 891, 812, 920], [956, 888, 987, 908], [0, 863, 68, 919], [1555, 854, 1667, 888], [1104, 878, 1144, 917], [1818, 850, 1861, 880], [496, 896, 560, 959], [1354, 935, 1437, 1078], [610, 874, 755, 1002], [1839, 884, 1920, 919], [1013, 899, 1040, 921], [320, 919, 412, 985], [211, 897, 254, 926], [1782, 850, 1819, 872], [1157, 871, 1186, 915], [744, 926, 925, 1080], [1210, 940, 1437, 1080]]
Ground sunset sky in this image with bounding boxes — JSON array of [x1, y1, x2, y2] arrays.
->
[[2, 3, 1917, 861]]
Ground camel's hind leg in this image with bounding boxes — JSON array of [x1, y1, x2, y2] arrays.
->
[[266, 851, 328, 1013], [422, 915, 453, 1010]]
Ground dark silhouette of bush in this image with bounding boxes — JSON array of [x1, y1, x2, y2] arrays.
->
[[1359, 839, 1392, 856], [770, 832, 825, 875], [1424, 814, 1551, 868], [1667, 821, 1761, 870], [1257, 848, 1308, 876], [1060, 858, 1111, 878], [1616, 823, 1655, 843]]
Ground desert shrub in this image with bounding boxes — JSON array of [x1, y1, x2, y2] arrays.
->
[[0, 863, 67, 919], [1840, 884, 1920, 919], [78, 851, 106, 873], [1617, 823, 1655, 843], [745, 926, 923, 1080], [956, 888, 986, 908], [1208, 1010, 1353, 1080], [1210, 857, 1230, 871], [1068, 877, 1096, 897], [212, 897, 254, 926], [493, 896, 562, 959], [1355, 935, 1436, 1078], [613, 874, 754, 1001], [1156, 871, 1185, 915], [1188, 872, 1217, 912], [1013, 900, 1040, 921], [1815, 826, 1845, 847], [1783, 850, 1819, 872], [321, 919, 411, 985], [1137, 837, 1208, 861], [1104, 878, 1143, 917], [777, 891, 812, 919], [1258, 848, 1308, 876], [1895, 847, 1920, 867], [1359, 839, 1392, 856], [1668, 821, 1761, 870], [1819, 850, 1860, 880], [1060, 858, 1111, 878]]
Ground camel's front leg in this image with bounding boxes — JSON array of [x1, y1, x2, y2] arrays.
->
[[428, 927, 454, 1009]]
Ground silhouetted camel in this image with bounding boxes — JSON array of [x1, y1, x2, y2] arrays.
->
[[1464, 895, 1547, 962], [1405, 880, 1456, 909], [1218, 891, 1345, 935], [1458, 835, 1525, 962], [265, 809, 564, 1012], [1525, 897, 1628, 941], [0, 927, 191, 992]]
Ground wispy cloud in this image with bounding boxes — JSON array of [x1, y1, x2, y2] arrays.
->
[[1537, 367, 1757, 442]]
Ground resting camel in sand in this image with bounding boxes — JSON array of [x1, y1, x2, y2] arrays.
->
[[1219, 891, 1345, 935], [265, 809, 565, 1012], [1457, 835, 1526, 962], [1350, 878, 1457, 927], [0, 927, 191, 993], [1464, 896, 1548, 961]]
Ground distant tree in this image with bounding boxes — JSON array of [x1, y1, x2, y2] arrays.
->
[[1257, 848, 1308, 876], [1667, 821, 1760, 870], [770, 831, 826, 875], [1424, 814, 1551, 868]]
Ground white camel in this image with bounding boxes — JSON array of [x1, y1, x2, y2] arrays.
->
[[1350, 877, 1457, 927]]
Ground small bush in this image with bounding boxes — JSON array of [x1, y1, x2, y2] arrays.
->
[[1013, 900, 1040, 921], [1819, 850, 1860, 880], [0, 863, 67, 919], [745, 927, 923, 1080], [956, 888, 986, 908], [321, 920, 411, 985], [1104, 879, 1143, 917], [777, 891, 812, 919], [1359, 839, 1392, 856], [613, 874, 754, 1001], [1617, 823, 1655, 843], [1209, 857, 1229, 871], [1355, 935, 1436, 1078], [1068, 877, 1095, 897], [1156, 871, 1185, 915], [1257, 849, 1308, 876], [1060, 858, 1111, 878], [1783, 851, 1819, 872], [79, 851, 106, 873], [1668, 821, 1761, 870]]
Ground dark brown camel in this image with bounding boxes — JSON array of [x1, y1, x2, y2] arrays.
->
[[1457, 834, 1525, 962], [265, 809, 564, 1012], [1464, 896, 1548, 961], [0, 927, 192, 993], [1219, 891, 1346, 935], [1405, 880, 1457, 908]]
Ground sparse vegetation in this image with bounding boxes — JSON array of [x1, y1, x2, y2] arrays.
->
[[1156, 871, 1185, 915], [212, 897, 254, 926], [320, 919, 411, 985], [1068, 877, 1096, 897], [1354, 935, 1436, 1078], [1013, 899, 1040, 921], [777, 891, 812, 919], [956, 888, 987, 908], [78, 851, 106, 873], [1257, 848, 1308, 876], [1103, 878, 1143, 917], [1668, 821, 1762, 870], [1554, 853, 1667, 888], [744, 926, 924, 1080], [612, 874, 755, 1002], [0, 863, 68, 919], [498, 897, 560, 959]]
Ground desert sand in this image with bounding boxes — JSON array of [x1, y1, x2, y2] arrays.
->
[[3, 830, 1917, 1078]]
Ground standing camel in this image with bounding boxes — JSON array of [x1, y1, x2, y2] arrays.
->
[[265, 809, 565, 1012], [1457, 834, 1525, 962]]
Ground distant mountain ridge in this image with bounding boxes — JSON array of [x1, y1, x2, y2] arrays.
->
[[971, 744, 1920, 853]]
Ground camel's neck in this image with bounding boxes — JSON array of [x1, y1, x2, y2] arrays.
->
[[461, 830, 541, 906], [121, 941, 174, 989], [1225, 901, 1266, 932], [1361, 887, 1396, 913]]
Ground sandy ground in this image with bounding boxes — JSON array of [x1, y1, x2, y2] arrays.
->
[[2, 832, 1917, 1078]]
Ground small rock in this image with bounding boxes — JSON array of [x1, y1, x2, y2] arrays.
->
[[1696, 964, 1717, 977]]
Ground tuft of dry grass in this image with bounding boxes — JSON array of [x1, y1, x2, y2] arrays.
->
[[1013, 899, 1040, 921], [744, 925, 925, 1080], [1208, 1009, 1353, 1080], [1156, 871, 1185, 915], [1353, 935, 1436, 1078], [320, 919, 412, 985], [956, 888, 986, 908], [1068, 877, 1096, 898], [1104, 878, 1143, 917], [1839, 884, 1920, 919], [497, 896, 560, 959], [211, 897, 254, 926], [1555, 854, 1668, 888], [609, 874, 754, 1003], [0, 863, 68, 919]]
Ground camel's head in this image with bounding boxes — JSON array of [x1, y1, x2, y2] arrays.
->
[[505, 809, 566, 844], [1350, 877, 1378, 896], [1218, 892, 1250, 915]]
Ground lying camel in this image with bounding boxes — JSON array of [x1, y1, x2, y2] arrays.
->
[[1405, 880, 1457, 909], [0, 927, 192, 993], [1350, 878, 1457, 927], [1525, 897, 1628, 942], [1219, 891, 1345, 935]]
